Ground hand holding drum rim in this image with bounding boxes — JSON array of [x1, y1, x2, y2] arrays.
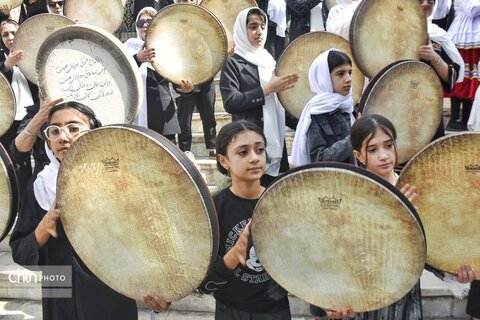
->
[[223, 221, 251, 270], [319, 308, 356, 319], [456, 264, 480, 283], [142, 295, 171, 313], [399, 184, 418, 203], [263, 71, 299, 96], [418, 42, 441, 65], [137, 47, 155, 64], [4, 50, 24, 72], [177, 79, 195, 94], [34, 200, 60, 247]]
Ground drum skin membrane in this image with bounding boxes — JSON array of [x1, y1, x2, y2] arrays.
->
[[252, 163, 426, 312]]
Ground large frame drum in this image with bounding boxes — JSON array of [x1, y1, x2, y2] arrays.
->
[[36, 24, 142, 125], [359, 60, 443, 164], [56, 125, 219, 301], [0, 143, 18, 243], [252, 163, 426, 312], [397, 133, 480, 273]]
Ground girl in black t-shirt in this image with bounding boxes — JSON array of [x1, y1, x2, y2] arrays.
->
[[198, 120, 291, 320]]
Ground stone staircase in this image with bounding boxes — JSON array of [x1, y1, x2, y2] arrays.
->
[[0, 80, 471, 319]]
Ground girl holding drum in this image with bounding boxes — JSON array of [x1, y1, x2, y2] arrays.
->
[[291, 48, 356, 167], [9, 102, 139, 320], [220, 7, 298, 186], [350, 114, 478, 320]]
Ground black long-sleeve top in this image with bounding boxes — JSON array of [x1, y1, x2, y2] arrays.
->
[[10, 182, 138, 320], [198, 188, 290, 313]]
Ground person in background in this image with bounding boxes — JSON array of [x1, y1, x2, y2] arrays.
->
[[446, 0, 480, 131], [220, 7, 298, 186], [124, 6, 193, 143]]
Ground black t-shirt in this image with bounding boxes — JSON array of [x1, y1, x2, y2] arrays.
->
[[199, 187, 289, 313]]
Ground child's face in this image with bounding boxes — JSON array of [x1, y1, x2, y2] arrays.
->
[[330, 63, 352, 96], [354, 128, 397, 179], [246, 14, 266, 49], [218, 130, 266, 182]]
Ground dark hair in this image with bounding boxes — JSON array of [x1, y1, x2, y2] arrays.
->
[[246, 8, 267, 25], [48, 101, 102, 129], [327, 50, 352, 73], [1, 19, 18, 29], [350, 114, 397, 167], [215, 120, 267, 175]]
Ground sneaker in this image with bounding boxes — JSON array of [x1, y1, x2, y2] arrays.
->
[[446, 121, 467, 132]]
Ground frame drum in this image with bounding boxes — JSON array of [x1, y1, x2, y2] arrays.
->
[[0, 143, 18, 243], [145, 4, 227, 85], [63, 0, 124, 33], [252, 163, 426, 312], [0, 73, 15, 138], [276, 31, 364, 119], [397, 133, 480, 273], [0, 0, 22, 8], [13, 14, 75, 83], [359, 60, 443, 164], [200, 0, 258, 50], [36, 24, 142, 125], [57, 125, 219, 301], [350, 0, 428, 78]]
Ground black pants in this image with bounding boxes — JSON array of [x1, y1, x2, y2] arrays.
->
[[215, 300, 291, 320], [467, 280, 480, 318], [176, 81, 216, 151]]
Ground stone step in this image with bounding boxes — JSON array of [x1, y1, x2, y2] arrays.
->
[[191, 112, 231, 136]]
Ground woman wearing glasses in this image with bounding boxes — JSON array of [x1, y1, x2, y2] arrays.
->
[[46, 0, 63, 15], [124, 6, 193, 143], [9, 101, 139, 320]]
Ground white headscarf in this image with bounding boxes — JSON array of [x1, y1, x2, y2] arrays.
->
[[34, 143, 60, 211], [123, 7, 157, 128], [326, 0, 362, 40], [427, 9, 465, 83], [233, 7, 284, 177], [11, 67, 34, 120], [267, 0, 287, 37], [291, 49, 354, 167]]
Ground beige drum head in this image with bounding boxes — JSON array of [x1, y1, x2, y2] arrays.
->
[[200, 0, 257, 50], [350, 0, 427, 78], [36, 24, 142, 125], [360, 60, 443, 164], [64, 0, 124, 33], [397, 133, 480, 273], [276, 31, 365, 119], [0, 73, 15, 138], [13, 14, 75, 83], [252, 163, 426, 312], [0, 143, 18, 243], [57, 125, 219, 301], [145, 4, 227, 85], [0, 0, 22, 8]]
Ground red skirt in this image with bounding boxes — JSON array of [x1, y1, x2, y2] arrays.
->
[[446, 47, 480, 100]]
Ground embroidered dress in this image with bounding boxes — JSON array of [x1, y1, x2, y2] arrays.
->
[[447, 0, 480, 100]]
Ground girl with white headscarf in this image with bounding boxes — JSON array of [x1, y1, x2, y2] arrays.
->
[[291, 48, 356, 167], [220, 7, 298, 186]]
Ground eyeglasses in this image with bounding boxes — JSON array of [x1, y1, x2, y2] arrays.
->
[[43, 123, 89, 141], [418, 0, 435, 4], [48, 1, 64, 8], [136, 18, 152, 28]]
